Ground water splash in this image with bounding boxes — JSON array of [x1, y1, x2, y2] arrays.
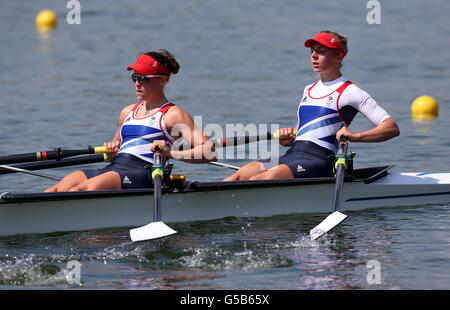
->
[[0, 254, 77, 287]]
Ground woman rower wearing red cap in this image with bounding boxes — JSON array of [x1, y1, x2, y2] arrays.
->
[[46, 49, 216, 192], [225, 30, 400, 181]]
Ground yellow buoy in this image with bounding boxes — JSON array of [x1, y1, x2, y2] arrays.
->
[[411, 95, 438, 119], [36, 9, 58, 31]]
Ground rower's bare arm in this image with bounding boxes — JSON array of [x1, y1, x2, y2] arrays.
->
[[337, 117, 400, 142], [164, 107, 217, 163]]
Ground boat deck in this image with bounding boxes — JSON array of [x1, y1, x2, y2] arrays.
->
[[0, 166, 392, 203]]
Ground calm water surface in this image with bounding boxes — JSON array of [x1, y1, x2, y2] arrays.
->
[[0, 0, 449, 290]]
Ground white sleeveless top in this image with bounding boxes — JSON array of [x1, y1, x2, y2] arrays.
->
[[117, 102, 175, 164]]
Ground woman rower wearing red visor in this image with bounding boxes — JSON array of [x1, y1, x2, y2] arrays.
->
[[46, 49, 216, 192], [224, 30, 399, 181]]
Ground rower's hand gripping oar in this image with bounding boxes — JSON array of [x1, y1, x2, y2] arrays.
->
[[129, 146, 177, 242], [310, 137, 349, 241]]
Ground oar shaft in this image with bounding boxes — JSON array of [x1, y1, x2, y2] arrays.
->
[[213, 130, 296, 148], [332, 164, 346, 212], [207, 161, 240, 170], [331, 139, 348, 213], [152, 149, 164, 222], [309, 138, 349, 241], [214, 132, 271, 148], [129, 147, 177, 241], [0, 146, 108, 165], [153, 173, 162, 222], [0, 154, 107, 175], [0, 164, 61, 181]]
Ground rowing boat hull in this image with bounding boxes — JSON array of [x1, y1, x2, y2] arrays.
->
[[1, 167, 449, 236]]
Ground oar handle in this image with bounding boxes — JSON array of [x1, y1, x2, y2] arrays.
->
[[93, 146, 110, 154], [272, 130, 297, 140]]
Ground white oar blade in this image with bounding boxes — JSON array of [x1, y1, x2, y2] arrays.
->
[[130, 221, 177, 242], [310, 211, 347, 241]]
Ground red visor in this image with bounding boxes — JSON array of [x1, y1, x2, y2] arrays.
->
[[127, 54, 171, 76], [304, 32, 346, 55]]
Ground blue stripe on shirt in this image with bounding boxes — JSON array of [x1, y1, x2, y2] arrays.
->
[[296, 116, 343, 137]]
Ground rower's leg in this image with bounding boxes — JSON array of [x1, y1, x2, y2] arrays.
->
[[223, 161, 266, 181], [45, 170, 88, 192], [69, 171, 121, 191], [248, 164, 293, 180]]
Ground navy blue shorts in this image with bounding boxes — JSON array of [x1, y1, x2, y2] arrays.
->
[[262, 140, 334, 178], [82, 153, 153, 189]]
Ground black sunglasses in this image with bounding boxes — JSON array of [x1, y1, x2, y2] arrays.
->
[[131, 73, 164, 84]]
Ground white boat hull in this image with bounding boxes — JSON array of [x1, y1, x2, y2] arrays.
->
[[1, 167, 449, 236]]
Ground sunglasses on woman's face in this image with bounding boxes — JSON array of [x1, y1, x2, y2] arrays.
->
[[131, 73, 164, 84]]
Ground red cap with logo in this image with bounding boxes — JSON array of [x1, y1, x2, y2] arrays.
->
[[304, 32, 346, 55], [127, 54, 171, 76]]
